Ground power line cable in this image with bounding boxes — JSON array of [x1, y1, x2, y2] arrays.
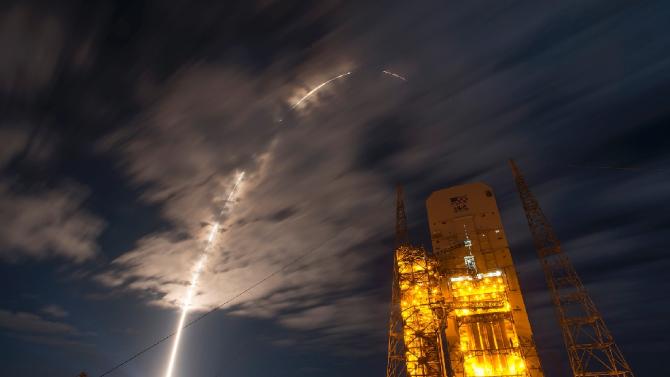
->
[[567, 163, 670, 173]]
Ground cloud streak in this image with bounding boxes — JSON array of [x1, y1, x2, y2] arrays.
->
[[0, 309, 78, 335], [0, 128, 105, 263]]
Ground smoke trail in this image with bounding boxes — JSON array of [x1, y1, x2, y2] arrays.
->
[[382, 70, 407, 82], [167, 66, 401, 374], [291, 71, 352, 109], [163, 171, 246, 377]]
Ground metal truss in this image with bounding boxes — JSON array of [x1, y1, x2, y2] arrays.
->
[[510, 160, 634, 377]]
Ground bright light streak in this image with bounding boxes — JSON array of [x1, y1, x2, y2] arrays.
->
[[164, 171, 245, 377], [382, 70, 407, 82], [291, 71, 352, 109], [207, 223, 219, 243], [280, 69, 404, 122], [450, 270, 502, 282]]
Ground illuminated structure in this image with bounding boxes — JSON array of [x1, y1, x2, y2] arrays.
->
[[387, 187, 409, 377], [397, 244, 447, 377], [426, 183, 544, 377], [387, 177, 634, 377], [445, 252, 528, 376], [510, 160, 634, 377], [387, 184, 542, 377], [387, 187, 447, 377]]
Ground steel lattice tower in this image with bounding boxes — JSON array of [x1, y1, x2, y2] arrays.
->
[[396, 186, 410, 247], [509, 160, 634, 377], [387, 186, 409, 377]]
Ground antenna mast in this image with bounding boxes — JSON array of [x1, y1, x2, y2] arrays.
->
[[387, 186, 408, 377]]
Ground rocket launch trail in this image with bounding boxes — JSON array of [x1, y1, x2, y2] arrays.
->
[[382, 70, 407, 82], [93, 64, 414, 377], [280, 69, 405, 122], [163, 171, 246, 377], [165, 68, 379, 374], [291, 71, 352, 109]]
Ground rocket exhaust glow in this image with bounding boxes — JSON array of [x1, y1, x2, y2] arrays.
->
[[163, 171, 245, 377], [291, 71, 352, 109], [382, 70, 407, 82], [280, 69, 406, 122]]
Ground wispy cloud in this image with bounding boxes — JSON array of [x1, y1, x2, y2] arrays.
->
[[96, 63, 395, 350], [0, 309, 77, 335], [0, 181, 104, 263], [41, 304, 68, 318], [0, 5, 64, 97], [0, 308, 95, 351], [0, 128, 105, 263]]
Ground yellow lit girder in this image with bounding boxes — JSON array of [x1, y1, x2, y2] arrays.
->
[[396, 246, 445, 377], [447, 271, 528, 377]]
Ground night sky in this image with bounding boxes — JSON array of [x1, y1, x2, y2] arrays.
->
[[1, 1, 669, 376]]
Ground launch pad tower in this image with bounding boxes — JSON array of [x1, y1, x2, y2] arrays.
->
[[387, 187, 448, 377], [387, 176, 635, 377], [387, 183, 544, 377]]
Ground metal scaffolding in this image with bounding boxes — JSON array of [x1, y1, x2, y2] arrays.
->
[[388, 252, 409, 377], [510, 160, 634, 377], [387, 186, 409, 377], [447, 269, 528, 377], [387, 186, 446, 377], [396, 245, 446, 377]]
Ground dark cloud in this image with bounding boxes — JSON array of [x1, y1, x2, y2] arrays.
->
[[0, 308, 93, 355], [0, 180, 104, 262], [266, 206, 299, 223], [0, 5, 64, 97], [0, 128, 105, 263], [0, 309, 77, 335], [355, 114, 411, 171], [41, 304, 68, 318]]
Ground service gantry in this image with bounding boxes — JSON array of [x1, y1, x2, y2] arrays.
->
[[387, 183, 544, 377], [386, 186, 448, 377]]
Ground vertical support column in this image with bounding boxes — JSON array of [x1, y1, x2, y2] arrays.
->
[[388, 186, 410, 377], [510, 160, 634, 377]]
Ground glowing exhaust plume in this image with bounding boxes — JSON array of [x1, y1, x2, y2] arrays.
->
[[382, 70, 407, 82], [280, 69, 403, 122], [291, 71, 352, 109], [163, 171, 245, 377]]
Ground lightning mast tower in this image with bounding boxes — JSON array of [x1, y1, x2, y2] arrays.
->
[[509, 160, 634, 377], [387, 186, 409, 377]]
